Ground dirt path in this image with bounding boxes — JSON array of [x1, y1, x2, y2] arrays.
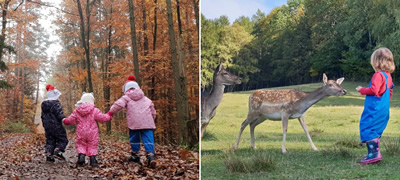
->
[[0, 133, 199, 179]]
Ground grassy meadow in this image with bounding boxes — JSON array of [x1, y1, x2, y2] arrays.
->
[[201, 81, 400, 179]]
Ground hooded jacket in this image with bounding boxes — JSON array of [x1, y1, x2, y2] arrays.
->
[[110, 88, 156, 130], [41, 100, 65, 131], [63, 103, 111, 152]]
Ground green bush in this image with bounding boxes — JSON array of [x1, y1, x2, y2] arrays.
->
[[2, 121, 31, 133]]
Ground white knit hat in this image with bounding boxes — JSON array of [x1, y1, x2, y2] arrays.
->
[[47, 89, 62, 100], [123, 81, 140, 94], [75, 92, 95, 107]]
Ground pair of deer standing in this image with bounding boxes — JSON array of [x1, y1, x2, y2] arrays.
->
[[201, 64, 347, 154]]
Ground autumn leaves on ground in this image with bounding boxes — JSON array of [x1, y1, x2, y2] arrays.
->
[[0, 132, 199, 179]]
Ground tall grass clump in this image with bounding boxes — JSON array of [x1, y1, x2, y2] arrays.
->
[[382, 136, 400, 155], [224, 151, 276, 173]]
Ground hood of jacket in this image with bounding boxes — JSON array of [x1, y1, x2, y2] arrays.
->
[[75, 103, 95, 117], [126, 88, 145, 101], [42, 100, 59, 113]]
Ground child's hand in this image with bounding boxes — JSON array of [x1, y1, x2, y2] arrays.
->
[[356, 86, 362, 92], [107, 111, 113, 118], [62, 118, 66, 124]]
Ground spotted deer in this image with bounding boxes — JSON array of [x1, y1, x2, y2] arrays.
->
[[201, 64, 241, 139], [233, 74, 346, 153]]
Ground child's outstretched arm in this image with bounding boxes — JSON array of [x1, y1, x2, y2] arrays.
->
[[357, 72, 386, 96], [109, 96, 129, 114], [94, 108, 112, 123], [63, 111, 77, 125], [53, 101, 66, 122], [150, 103, 156, 119]]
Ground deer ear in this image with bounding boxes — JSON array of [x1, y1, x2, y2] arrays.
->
[[323, 73, 328, 85], [218, 64, 224, 72], [336, 77, 344, 85]]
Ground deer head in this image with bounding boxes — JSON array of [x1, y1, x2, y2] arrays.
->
[[213, 64, 242, 85], [322, 73, 347, 96]]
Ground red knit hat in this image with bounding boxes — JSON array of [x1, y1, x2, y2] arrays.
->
[[46, 84, 55, 91], [128, 75, 136, 81], [124, 75, 136, 84]]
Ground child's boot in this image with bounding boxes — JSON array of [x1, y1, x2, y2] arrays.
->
[[77, 153, 85, 166], [147, 153, 157, 168], [54, 148, 66, 160], [46, 155, 55, 162], [128, 152, 141, 164], [360, 138, 382, 164], [89, 155, 99, 167], [46, 152, 55, 162]]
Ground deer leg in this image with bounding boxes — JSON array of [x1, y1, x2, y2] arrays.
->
[[234, 117, 253, 150], [249, 118, 264, 150], [281, 115, 289, 154], [201, 123, 209, 140], [298, 117, 318, 151]]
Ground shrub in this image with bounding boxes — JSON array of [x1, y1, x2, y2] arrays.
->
[[2, 121, 31, 133]]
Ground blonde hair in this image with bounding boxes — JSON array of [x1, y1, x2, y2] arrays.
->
[[370, 47, 395, 73]]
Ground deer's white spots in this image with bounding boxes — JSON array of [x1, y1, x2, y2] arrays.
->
[[234, 75, 346, 153]]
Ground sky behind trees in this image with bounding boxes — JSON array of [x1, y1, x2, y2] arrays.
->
[[201, 0, 286, 22]]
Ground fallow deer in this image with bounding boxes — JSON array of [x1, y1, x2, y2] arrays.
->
[[201, 64, 241, 139], [233, 74, 346, 153]]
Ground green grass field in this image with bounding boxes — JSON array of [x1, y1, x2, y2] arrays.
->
[[201, 81, 400, 179]]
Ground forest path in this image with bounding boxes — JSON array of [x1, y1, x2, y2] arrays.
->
[[0, 133, 199, 179]]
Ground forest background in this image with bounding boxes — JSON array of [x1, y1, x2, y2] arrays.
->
[[201, 0, 400, 91], [0, 0, 199, 148]]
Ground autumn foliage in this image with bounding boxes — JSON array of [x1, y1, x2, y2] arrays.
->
[[51, 0, 199, 147]]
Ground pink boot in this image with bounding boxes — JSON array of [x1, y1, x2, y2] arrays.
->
[[360, 138, 382, 165]]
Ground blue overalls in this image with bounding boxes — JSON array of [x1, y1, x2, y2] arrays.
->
[[360, 71, 392, 142]]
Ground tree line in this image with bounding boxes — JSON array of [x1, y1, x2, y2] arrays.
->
[[0, 0, 199, 148], [201, 0, 400, 91]]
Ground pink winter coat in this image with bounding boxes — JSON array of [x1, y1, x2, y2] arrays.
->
[[110, 88, 156, 130], [63, 103, 112, 156]]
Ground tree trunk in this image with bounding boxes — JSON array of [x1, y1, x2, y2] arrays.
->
[[153, 0, 157, 54], [128, 0, 141, 85], [20, 5, 27, 121], [104, 7, 113, 134], [142, 0, 149, 56], [77, 0, 94, 93], [192, 0, 199, 37], [166, 0, 189, 145]]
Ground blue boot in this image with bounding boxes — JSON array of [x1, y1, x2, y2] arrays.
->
[[360, 138, 382, 164]]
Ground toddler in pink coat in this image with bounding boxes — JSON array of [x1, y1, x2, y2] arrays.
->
[[63, 92, 113, 167], [109, 76, 157, 168]]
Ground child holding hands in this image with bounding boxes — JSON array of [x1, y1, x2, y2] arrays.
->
[[63, 92, 113, 167], [109, 76, 157, 168], [41, 84, 69, 162], [356, 47, 395, 165]]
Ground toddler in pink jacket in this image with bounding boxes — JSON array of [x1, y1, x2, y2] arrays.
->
[[63, 92, 113, 167], [109, 77, 157, 168]]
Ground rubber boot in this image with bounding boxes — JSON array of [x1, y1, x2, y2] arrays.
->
[[46, 152, 55, 162], [77, 153, 85, 166], [128, 152, 141, 164], [147, 153, 157, 168], [46, 155, 55, 162], [360, 138, 382, 164], [54, 148, 66, 160], [89, 155, 99, 167]]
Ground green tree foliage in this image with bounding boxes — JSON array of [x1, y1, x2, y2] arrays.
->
[[202, 0, 400, 91]]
